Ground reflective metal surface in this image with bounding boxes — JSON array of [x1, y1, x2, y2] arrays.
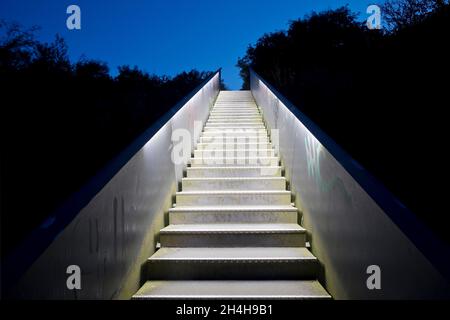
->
[[9, 72, 220, 299], [250, 69, 449, 299]]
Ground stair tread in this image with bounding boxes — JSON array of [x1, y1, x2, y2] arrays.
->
[[149, 247, 315, 260], [170, 204, 297, 212], [176, 190, 290, 195], [192, 156, 277, 159], [160, 223, 305, 233], [133, 280, 331, 299], [187, 166, 282, 169], [204, 126, 266, 128], [196, 144, 272, 148], [194, 148, 274, 152], [182, 177, 284, 181]]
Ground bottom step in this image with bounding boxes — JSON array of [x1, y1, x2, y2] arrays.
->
[[132, 280, 331, 300]]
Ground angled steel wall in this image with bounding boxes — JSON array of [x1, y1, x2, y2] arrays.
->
[[250, 69, 450, 299], [7, 71, 221, 299]]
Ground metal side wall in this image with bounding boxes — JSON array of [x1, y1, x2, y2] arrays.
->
[[9, 73, 220, 299], [250, 70, 449, 299]]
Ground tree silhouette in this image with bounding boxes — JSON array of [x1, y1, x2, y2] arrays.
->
[[237, 1, 450, 244], [1, 22, 217, 256], [382, 0, 447, 31]]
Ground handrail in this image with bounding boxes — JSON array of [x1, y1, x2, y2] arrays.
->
[[250, 68, 450, 284], [2, 68, 222, 293]]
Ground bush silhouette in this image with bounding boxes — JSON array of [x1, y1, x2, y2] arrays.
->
[[237, 2, 450, 244], [0, 23, 216, 256]]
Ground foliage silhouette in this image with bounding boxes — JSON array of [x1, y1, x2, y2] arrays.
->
[[0, 23, 217, 256], [237, 1, 450, 244]]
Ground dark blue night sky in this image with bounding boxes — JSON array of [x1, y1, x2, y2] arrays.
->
[[1, 0, 381, 89]]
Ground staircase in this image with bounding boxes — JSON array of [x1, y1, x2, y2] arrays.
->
[[133, 91, 331, 299]]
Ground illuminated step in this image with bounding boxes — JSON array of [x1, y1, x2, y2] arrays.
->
[[201, 129, 267, 135], [194, 149, 275, 157], [169, 205, 297, 224], [210, 110, 260, 114], [189, 156, 279, 167], [207, 118, 263, 123], [215, 104, 256, 106], [200, 133, 269, 139], [203, 128, 266, 133], [208, 117, 263, 121], [214, 105, 257, 108], [214, 104, 257, 107], [212, 108, 258, 111], [175, 190, 291, 206], [206, 123, 265, 127], [210, 113, 261, 117], [133, 280, 331, 300], [159, 223, 306, 247], [182, 177, 285, 191], [145, 247, 318, 280], [201, 132, 268, 137], [186, 166, 283, 178], [196, 142, 273, 150], [207, 118, 261, 121], [199, 136, 269, 144], [210, 113, 260, 115]]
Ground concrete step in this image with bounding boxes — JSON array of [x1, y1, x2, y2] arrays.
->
[[194, 149, 275, 158], [211, 110, 260, 114], [212, 108, 258, 112], [201, 130, 268, 136], [207, 118, 263, 123], [169, 205, 297, 224], [215, 100, 255, 103], [208, 118, 263, 122], [186, 166, 283, 178], [208, 111, 263, 119], [176, 190, 291, 206], [182, 177, 286, 191], [207, 118, 263, 122], [216, 98, 254, 101], [216, 95, 253, 98], [213, 105, 257, 107], [196, 142, 273, 150], [204, 124, 266, 129], [214, 103, 257, 106], [214, 102, 256, 104], [204, 126, 266, 130], [215, 103, 256, 105], [210, 113, 260, 117], [212, 105, 258, 108], [208, 114, 262, 118], [216, 97, 254, 99], [159, 223, 306, 247], [189, 157, 279, 167], [199, 136, 269, 143], [214, 105, 256, 107], [133, 280, 331, 300], [203, 128, 266, 134], [214, 104, 257, 106], [145, 247, 318, 280], [213, 103, 257, 106], [204, 127, 266, 132]]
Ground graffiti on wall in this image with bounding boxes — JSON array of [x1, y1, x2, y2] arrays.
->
[[304, 134, 352, 206], [305, 135, 322, 186]]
